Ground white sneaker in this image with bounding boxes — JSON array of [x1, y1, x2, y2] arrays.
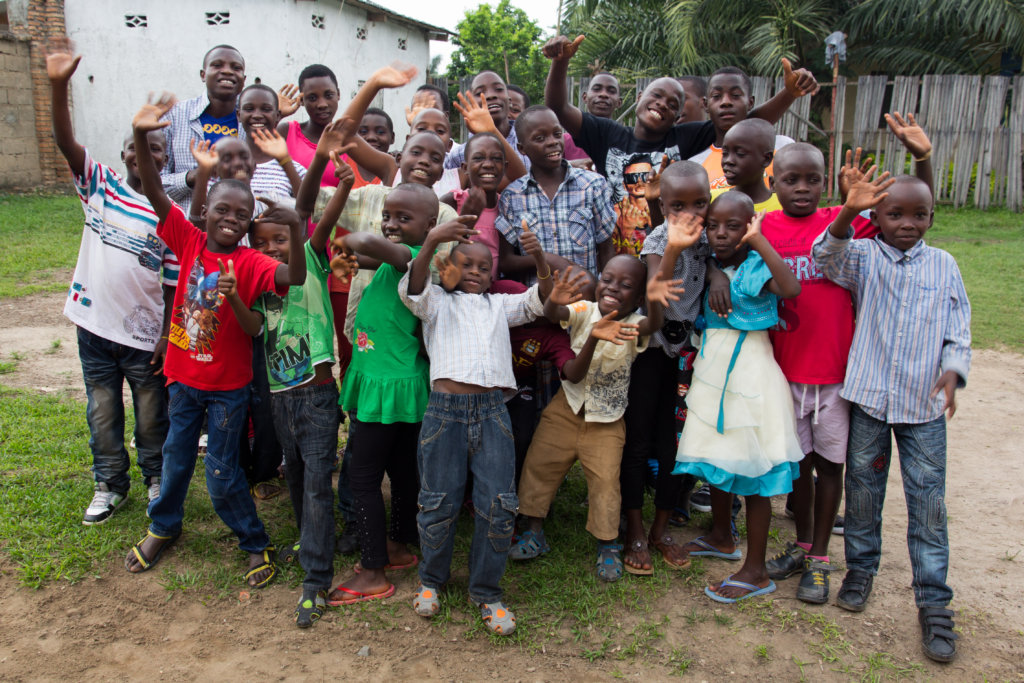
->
[[82, 482, 127, 525], [147, 478, 161, 503]]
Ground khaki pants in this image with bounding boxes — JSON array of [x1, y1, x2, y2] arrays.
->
[[518, 389, 624, 541]]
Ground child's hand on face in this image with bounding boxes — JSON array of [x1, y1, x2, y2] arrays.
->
[[845, 167, 896, 213], [838, 147, 873, 199], [430, 215, 480, 245], [330, 151, 356, 188], [591, 310, 640, 345], [255, 196, 301, 228], [541, 35, 585, 62], [44, 38, 81, 83], [277, 84, 301, 118], [190, 139, 219, 173], [433, 253, 462, 291], [454, 92, 499, 134], [217, 258, 238, 297], [931, 370, 960, 420], [251, 128, 291, 162], [329, 250, 359, 283], [665, 212, 703, 250], [133, 92, 176, 132], [645, 156, 671, 204], [885, 112, 932, 159], [782, 58, 819, 97], [405, 90, 439, 125], [646, 272, 686, 308], [739, 210, 767, 245], [548, 266, 587, 306], [371, 62, 418, 89]]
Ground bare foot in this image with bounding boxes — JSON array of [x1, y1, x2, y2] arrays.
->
[[385, 540, 416, 567], [329, 569, 392, 602], [624, 538, 653, 573], [649, 533, 690, 568], [708, 568, 771, 600]]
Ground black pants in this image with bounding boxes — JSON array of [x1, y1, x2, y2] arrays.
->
[[239, 343, 282, 484], [347, 418, 420, 569]]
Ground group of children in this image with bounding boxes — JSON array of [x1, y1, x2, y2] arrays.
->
[[54, 32, 969, 663]]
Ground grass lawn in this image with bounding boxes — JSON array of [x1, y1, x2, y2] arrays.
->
[[0, 192, 81, 298]]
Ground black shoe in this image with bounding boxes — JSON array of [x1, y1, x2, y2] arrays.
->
[[836, 568, 873, 612], [690, 484, 711, 512], [919, 607, 958, 662], [335, 527, 360, 555], [796, 558, 831, 604], [832, 515, 845, 535], [766, 542, 806, 580]]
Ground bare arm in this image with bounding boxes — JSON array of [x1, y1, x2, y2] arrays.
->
[[405, 216, 478, 295], [255, 198, 307, 288], [453, 91, 527, 183], [749, 58, 818, 124], [742, 212, 800, 298], [562, 311, 640, 382], [311, 155, 354, 254], [132, 93, 177, 221], [45, 43, 86, 176], [885, 112, 933, 194], [217, 259, 264, 336], [542, 35, 586, 138]]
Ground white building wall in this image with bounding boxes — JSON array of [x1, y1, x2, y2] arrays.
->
[[65, 0, 431, 171]]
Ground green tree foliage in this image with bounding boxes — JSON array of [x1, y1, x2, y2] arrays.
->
[[446, 0, 550, 103]]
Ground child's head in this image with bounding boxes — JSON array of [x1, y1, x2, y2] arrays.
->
[[635, 78, 685, 136], [514, 106, 564, 170], [122, 130, 167, 178], [415, 83, 451, 116], [212, 137, 254, 182], [238, 84, 280, 135], [201, 45, 245, 102], [203, 179, 255, 249], [471, 70, 510, 129], [675, 76, 706, 124], [872, 176, 934, 252], [583, 73, 621, 118], [463, 132, 506, 192], [659, 160, 712, 222], [771, 142, 825, 217], [705, 192, 755, 265], [596, 255, 646, 318], [359, 107, 395, 154], [507, 85, 529, 121], [297, 63, 339, 128], [397, 132, 446, 186], [450, 242, 493, 294], [381, 183, 439, 246], [721, 118, 775, 188], [250, 221, 292, 263], [705, 67, 754, 135], [410, 108, 452, 151]]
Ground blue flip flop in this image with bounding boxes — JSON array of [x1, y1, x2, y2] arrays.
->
[[685, 536, 742, 561], [704, 576, 777, 604]]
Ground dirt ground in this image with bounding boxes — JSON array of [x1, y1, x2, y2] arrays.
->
[[1, 292, 1022, 681]]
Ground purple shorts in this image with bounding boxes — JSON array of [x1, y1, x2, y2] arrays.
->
[[789, 382, 850, 464]]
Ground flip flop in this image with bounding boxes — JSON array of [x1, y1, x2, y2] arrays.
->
[[649, 534, 691, 570], [125, 530, 179, 573], [685, 536, 742, 561], [623, 539, 654, 576], [327, 583, 396, 607], [704, 576, 777, 604], [353, 556, 419, 573]]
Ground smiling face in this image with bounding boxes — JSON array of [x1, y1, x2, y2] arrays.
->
[[202, 48, 245, 102], [705, 194, 755, 265], [635, 78, 684, 136], [517, 109, 564, 171], [122, 131, 167, 180], [451, 242, 493, 294], [359, 113, 395, 154], [471, 71, 509, 128], [583, 74, 621, 118], [721, 123, 773, 187], [203, 183, 255, 251], [704, 74, 753, 135], [507, 90, 527, 121], [872, 178, 934, 252], [299, 75, 339, 128], [251, 221, 291, 263], [595, 255, 645, 317], [659, 173, 712, 223], [463, 135, 506, 192], [771, 146, 825, 217], [398, 132, 446, 186], [410, 109, 452, 150], [380, 186, 437, 246], [623, 161, 653, 198], [238, 88, 280, 136], [213, 137, 254, 182]]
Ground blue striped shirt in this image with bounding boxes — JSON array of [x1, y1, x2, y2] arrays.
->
[[812, 228, 971, 424]]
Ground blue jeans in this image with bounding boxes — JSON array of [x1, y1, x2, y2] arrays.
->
[[273, 381, 339, 591], [78, 326, 167, 494], [844, 404, 952, 607], [417, 391, 518, 604], [148, 382, 270, 553]]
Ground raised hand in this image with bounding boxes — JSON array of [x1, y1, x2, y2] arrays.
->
[[665, 211, 703, 251], [782, 58, 819, 97], [454, 92, 499, 134], [845, 168, 896, 213], [329, 150, 355, 187], [433, 253, 462, 291], [931, 370, 959, 419], [329, 250, 359, 284], [44, 38, 81, 83], [251, 128, 290, 162], [405, 89, 440, 125], [548, 266, 587, 306], [133, 92, 176, 132], [838, 147, 873, 199], [429, 215, 479, 246], [217, 258, 238, 297], [190, 139, 219, 173], [645, 156, 671, 204], [277, 84, 301, 118], [591, 310, 640, 345], [739, 210, 767, 245], [460, 187, 487, 219], [370, 62, 418, 90], [646, 272, 686, 308], [885, 112, 932, 159], [316, 117, 357, 158], [542, 35, 585, 62], [254, 195, 301, 227]]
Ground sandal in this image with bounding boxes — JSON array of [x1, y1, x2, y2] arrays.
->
[[327, 583, 396, 607], [125, 530, 179, 573], [279, 541, 301, 565], [705, 575, 777, 604], [294, 589, 327, 629], [623, 539, 654, 576], [508, 529, 550, 561], [412, 583, 440, 617], [683, 536, 742, 561], [250, 481, 283, 500], [919, 607, 958, 662], [649, 533, 691, 570], [353, 556, 418, 573], [245, 546, 277, 589], [595, 543, 624, 582], [477, 600, 516, 636]]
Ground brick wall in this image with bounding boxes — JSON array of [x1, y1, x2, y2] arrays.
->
[[0, 35, 42, 187]]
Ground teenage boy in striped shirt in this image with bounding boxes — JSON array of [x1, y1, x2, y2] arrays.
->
[[812, 172, 971, 664]]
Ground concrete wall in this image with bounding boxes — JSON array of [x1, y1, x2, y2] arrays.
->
[[64, 0, 432, 173], [0, 35, 41, 187]]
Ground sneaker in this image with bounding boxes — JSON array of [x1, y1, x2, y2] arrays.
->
[[766, 541, 806, 580], [82, 482, 127, 525], [796, 557, 831, 604], [295, 589, 328, 629], [832, 515, 845, 535], [147, 478, 161, 503], [690, 483, 712, 512], [478, 600, 516, 635]]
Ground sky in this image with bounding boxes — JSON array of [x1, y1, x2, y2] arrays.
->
[[375, 0, 560, 69]]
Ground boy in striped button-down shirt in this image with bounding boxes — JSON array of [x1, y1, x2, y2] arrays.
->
[[813, 172, 971, 664]]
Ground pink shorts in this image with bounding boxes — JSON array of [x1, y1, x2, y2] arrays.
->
[[789, 382, 850, 464]]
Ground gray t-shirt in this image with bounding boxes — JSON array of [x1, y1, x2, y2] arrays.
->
[[640, 224, 709, 356]]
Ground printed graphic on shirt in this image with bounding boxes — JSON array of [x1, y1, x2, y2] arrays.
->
[[355, 329, 375, 353], [167, 257, 224, 359], [122, 305, 161, 347], [261, 294, 313, 387], [606, 147, 681, 257], [512, 337, 541, 371], [775, 254, 829, 333]]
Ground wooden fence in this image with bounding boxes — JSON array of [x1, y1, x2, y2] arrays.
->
[[435, 74, 1024, 211]]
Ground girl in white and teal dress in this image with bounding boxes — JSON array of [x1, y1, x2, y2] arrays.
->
[[674, 195, 803, 603]]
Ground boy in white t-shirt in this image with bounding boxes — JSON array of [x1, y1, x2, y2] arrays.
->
[[47, 43, 174, 525]]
